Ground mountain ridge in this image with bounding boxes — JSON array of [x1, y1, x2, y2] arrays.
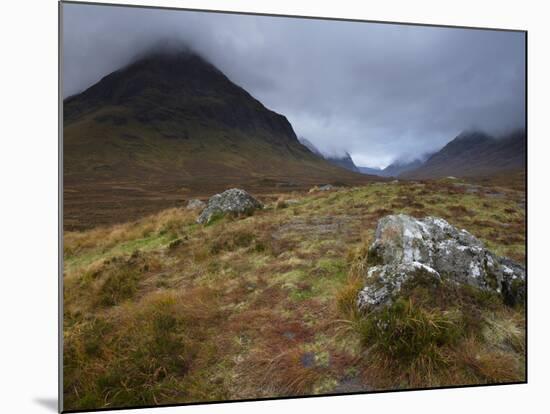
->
[[297, 137, 360, 172], [403, 129, 525, 179], [357, 157, 428, 177]]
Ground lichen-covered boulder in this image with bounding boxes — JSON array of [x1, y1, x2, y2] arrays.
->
[[197, 188, 262, 224], [186, 199, 206, 210], [358, 214, 525, 310], [357, 262, 441, 309]]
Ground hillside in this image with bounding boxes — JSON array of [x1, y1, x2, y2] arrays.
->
[[382, 158, 425, 177], [358, 166, 383, 175], [403, 130, 526, 179], [63, 50, 374, 230], [325, 152, 359, 172], [298, 137, 360, 173]]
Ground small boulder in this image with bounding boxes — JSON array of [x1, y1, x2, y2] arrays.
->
[[197, 188, 262, 224], [358, 214, 525, 310], [186, 199, 206, 210], [309, 184, 336, 193]]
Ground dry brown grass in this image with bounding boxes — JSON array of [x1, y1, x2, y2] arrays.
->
[[64, 287, 229, 410], [64, 208, 193, 258], [63, 178, 526, 409], [335, 278, 525, 391]]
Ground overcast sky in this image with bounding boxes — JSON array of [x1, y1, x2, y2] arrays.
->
[[62, 3, 525, 168]]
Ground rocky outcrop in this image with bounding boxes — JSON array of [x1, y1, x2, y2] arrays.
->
[[358, 214, 525, 309], [186, 199, 206, 210], [197, 188, 262, 224]]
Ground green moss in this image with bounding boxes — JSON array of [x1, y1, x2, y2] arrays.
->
[[204, 212, 226, 226], [289, 286, 315, 301], [65, 232, 173, 273], [315, 258, 346, 276]]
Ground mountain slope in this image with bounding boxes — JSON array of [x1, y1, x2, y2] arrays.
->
[[298, 137, 323, 157], [63, 50, 373, 229], [297, 137, 359, 172], [403, 130, 526, 179], [358, 166, 383, 175], [357, 158, 426, 177], [382, 159, 425, 177], [325, 152, 359, 172]]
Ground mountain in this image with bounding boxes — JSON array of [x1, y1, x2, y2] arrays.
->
[[298, 137, 323, 157], [382, 159, 426, 177], [325, 152, 360, 172], [403, 130, 526, 179], [297, 137, 359, 172], [358, 166, 383, 175], [357, 157, 427, 177], [63, 50, 373, 229]]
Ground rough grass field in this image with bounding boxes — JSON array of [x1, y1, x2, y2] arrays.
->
[[63, 177, 525, 411], [63, 110, 377, 231]]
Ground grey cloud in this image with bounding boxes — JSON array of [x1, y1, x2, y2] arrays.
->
[[62, 3, 525, 168]]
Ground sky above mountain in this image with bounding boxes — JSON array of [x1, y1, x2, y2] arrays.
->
[[62, 3, 525, 168]]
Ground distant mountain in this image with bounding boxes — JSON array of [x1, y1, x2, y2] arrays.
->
[[63, 49, 374, 229], [298, 137, 323, 157], [358, 166, 383, 175], [357, 157, 427, 177], [382, 159, 426, 177], [403, 130, 526, 179], [297, 137, 359, 172], [325, 153, 360, 172]]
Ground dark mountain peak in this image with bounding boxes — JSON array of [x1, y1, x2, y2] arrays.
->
[[63, 45, 302, 145], [130, 41, 198, 61], [65, 47, 229, 108], [63, 47, 312, 150], [122, 47, 223, 80], [452, 130, 493, 145]]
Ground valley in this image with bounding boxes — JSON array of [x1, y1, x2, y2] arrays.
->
[[62, 49, 526, 411], [63, 51, 378, 230]]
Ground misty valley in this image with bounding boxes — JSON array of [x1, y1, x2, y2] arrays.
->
[[62, 6, 526, 411]]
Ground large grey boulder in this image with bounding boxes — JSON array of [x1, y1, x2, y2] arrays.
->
[[358, 214, 525, 310], [197, 188, 262, 224]]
